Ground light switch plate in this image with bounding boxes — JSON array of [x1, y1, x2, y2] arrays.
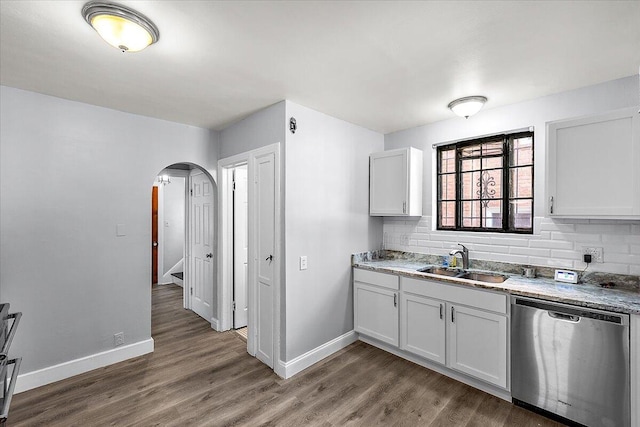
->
[[300, 256, 308, 270], [554, 269, 578, 284]]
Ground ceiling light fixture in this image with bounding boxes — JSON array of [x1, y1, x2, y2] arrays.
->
[[82, 1, 159, 52], [448, 96, 488, 119]]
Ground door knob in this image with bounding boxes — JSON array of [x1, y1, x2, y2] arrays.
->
[[152, 241, 158, 247], [206, 253, 213, 258]]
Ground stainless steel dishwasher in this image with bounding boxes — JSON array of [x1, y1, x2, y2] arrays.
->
[[511, 296, 630, 427]]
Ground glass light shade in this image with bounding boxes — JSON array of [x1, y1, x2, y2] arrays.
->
[[90, 14, 153, 52], [448, 96, 488, 118], [82, 2, 159, 52]]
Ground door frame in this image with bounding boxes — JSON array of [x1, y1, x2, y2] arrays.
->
[[218, 143, 282, 369]]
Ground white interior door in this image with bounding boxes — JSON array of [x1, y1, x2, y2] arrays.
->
[[190, 170, 214, 322], [233, 165, 248, 329], [253, 152, 275, 368]]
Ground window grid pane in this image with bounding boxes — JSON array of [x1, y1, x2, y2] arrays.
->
[[436, 131, 533, 233]]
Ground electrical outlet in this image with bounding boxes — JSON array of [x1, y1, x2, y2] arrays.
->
[[300, 256, 308, 270], [582, 247, 604, 263], [114, 332, 124, 347]]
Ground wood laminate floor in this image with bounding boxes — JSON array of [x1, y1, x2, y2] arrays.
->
[[10, 284, 565, 426]]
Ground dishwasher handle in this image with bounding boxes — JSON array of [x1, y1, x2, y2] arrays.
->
[[548, 311, 580, 322]]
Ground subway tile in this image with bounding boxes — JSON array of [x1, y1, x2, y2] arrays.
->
[[489, 237, 529, 247], [417, 240, 443, 248], [551, 232, 601, 243], [550, 250, 582, 260], [630, 265, 640, 276], [469, 244, 510, 254], [538, 222, 576, 232], [576, 224, 631, 234], [484, 253, 530, 264], [528, 257, 574, 269], [603, 253, 640, 265], [529, 240, 574, 250], [631, 245, 640, 255], [598, 243, 630, 254], [536, 231, 552, 239], [510, 247, 551, 257]]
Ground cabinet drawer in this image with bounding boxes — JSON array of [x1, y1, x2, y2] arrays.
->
[[402, 277, 507, 314], [354, 268, 399, 290]]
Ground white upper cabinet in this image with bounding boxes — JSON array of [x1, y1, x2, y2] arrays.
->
[[370, 147, 423, 216], [546, 107, 640, 219]]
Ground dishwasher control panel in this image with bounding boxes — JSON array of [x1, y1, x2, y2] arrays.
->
[[554, 269, 578, 284]]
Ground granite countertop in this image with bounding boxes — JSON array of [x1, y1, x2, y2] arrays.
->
[[353, 252, 640, 316]]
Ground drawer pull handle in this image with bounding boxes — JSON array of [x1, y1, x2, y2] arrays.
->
[[393, 293, 397, 307], [451, 306, 455, 323], [439, 303, 443, 320]]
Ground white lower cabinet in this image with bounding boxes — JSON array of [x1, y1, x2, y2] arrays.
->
[[353, 270, 399, 346], [448, 304, 508, 389], [400, 293, 446, 364], [354, 268, 509, 392]]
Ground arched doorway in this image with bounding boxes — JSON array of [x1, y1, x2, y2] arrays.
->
[[152, 162, 217, 326]]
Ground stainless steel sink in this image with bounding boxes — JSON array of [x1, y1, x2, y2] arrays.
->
[[459, 272, 508, 283], [416, 267, 508, 283], [416, 267, 461, 277]]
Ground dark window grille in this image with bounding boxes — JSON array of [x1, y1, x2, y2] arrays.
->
[[437, 131, 534, 233]]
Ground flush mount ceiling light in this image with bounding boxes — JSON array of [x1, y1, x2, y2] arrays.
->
[[82, 1, 159, 52], [447, 96, 488, 119]]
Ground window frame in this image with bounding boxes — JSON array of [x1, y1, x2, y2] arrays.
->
[[436, 131, 534, 234]]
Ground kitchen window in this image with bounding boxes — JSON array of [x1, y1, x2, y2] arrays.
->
[[437, 131, 534, 233]]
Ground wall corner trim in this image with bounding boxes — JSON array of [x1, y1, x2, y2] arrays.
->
[[15, 338, 154, 394], [276, 331, 357, 379]]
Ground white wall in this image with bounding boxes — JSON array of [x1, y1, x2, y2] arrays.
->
[[161, 177, 185, 277], [383, 76, 640, 275], [219, 100, 384, 361], [220, 101, 286, 159], [0, 86, 218, 376], [284, 101, 384, 360]]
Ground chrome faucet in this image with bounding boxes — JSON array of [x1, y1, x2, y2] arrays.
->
[[449, 243, 469, 270]]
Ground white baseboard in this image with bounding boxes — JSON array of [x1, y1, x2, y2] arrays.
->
[[211, 317, 219, 331], [16, 338, 154, 394], [275, 330, 357, 379]]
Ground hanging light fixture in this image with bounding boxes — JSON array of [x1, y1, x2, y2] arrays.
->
[[448, 96, 488, 119], [158, 175, 171, 185], [82, 1, 159, 52]]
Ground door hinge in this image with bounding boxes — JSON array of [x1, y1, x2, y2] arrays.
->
[[190, 188, 193, 196], [232, 181, 236, 191], [232, 301, 236, 311], [190, 287, 193, 295]]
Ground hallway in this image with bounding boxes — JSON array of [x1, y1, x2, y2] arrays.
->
[[10, 284, 562, 426]]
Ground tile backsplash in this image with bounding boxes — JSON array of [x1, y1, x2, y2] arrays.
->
[[383, 216, 640, 275]]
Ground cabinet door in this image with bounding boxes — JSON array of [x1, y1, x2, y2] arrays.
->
[[354, 282, 399, 346], [400, 293, 446, 364], [448, 304, 508, 389], [370, 149, 408, 215], [547, 107, 640, 218]]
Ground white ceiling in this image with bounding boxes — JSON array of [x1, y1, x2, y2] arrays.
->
[[1, 1, 639, 134]]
